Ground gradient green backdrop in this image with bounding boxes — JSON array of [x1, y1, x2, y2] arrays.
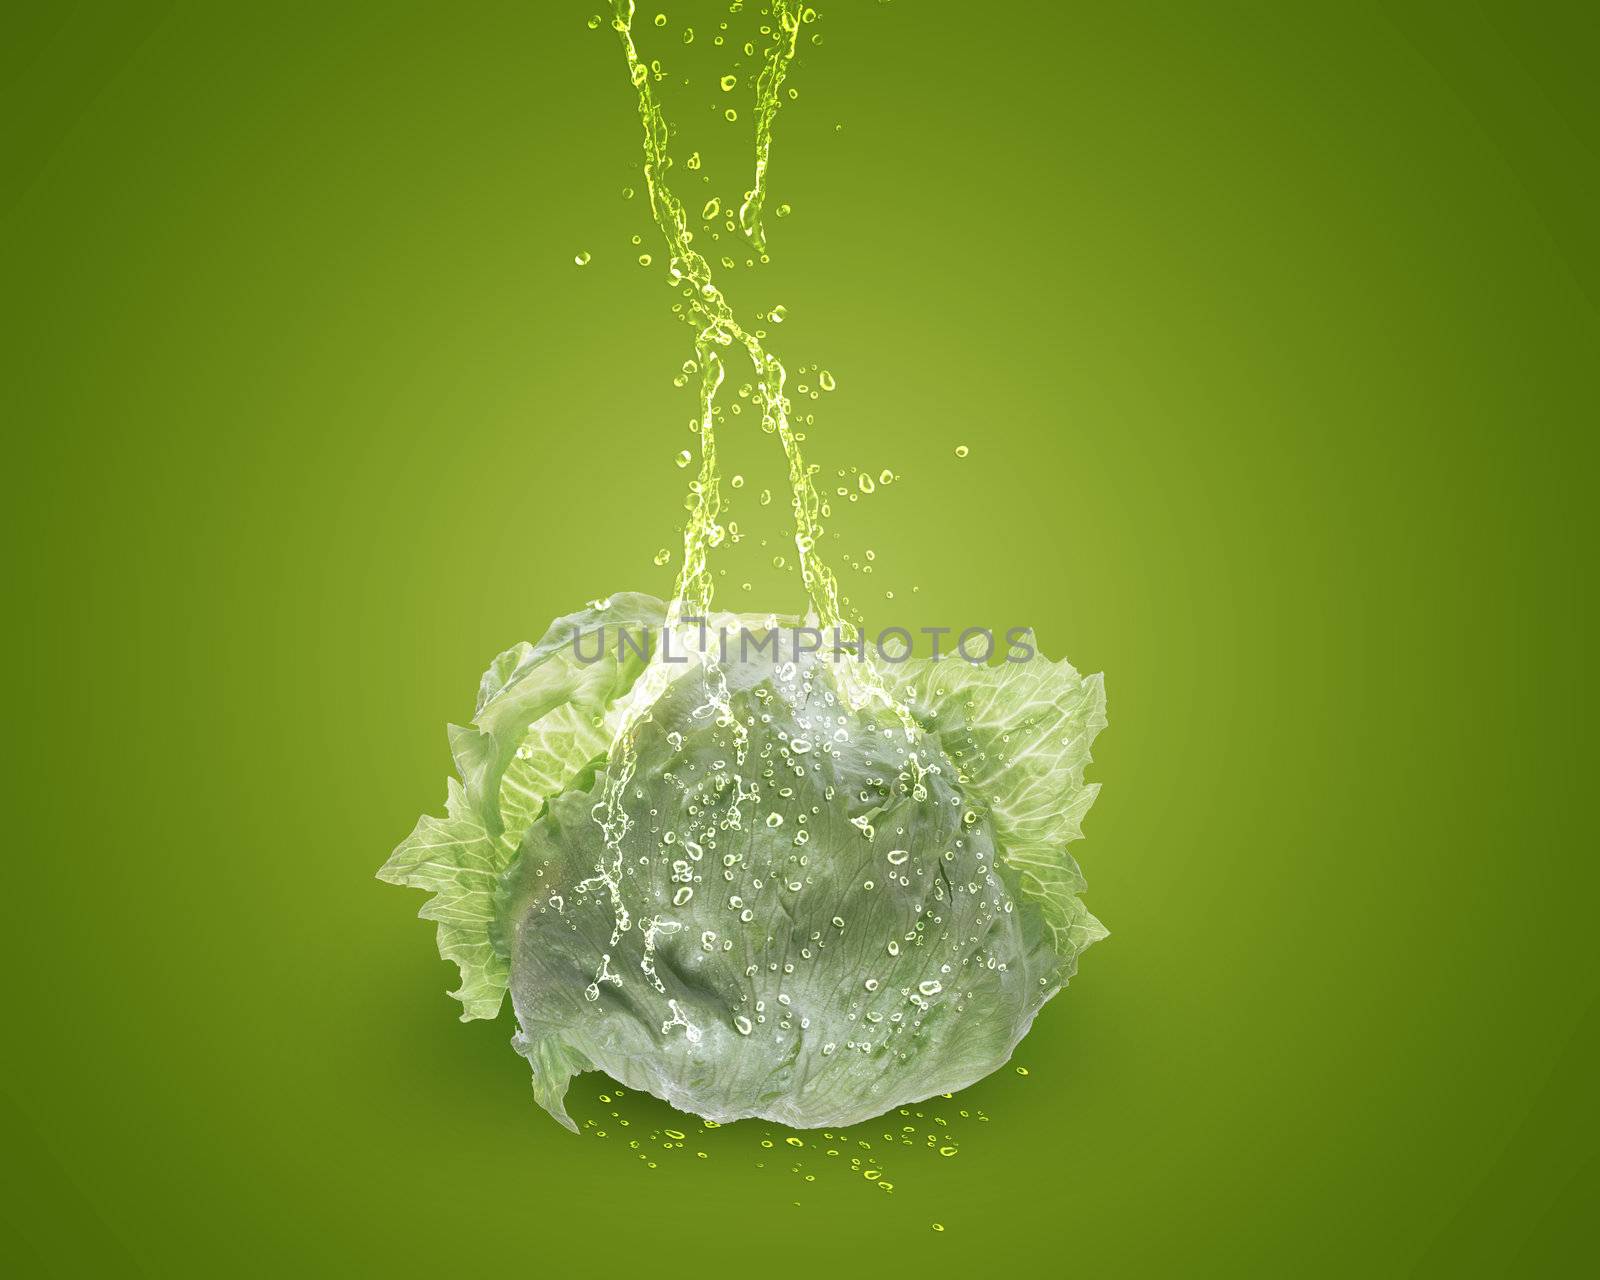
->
[[4, 2, 1592, 1274]]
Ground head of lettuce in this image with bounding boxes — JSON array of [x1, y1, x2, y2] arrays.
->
[[380, 595, 1107, 1131]]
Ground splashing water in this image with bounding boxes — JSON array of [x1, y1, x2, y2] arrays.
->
[[609, 0, 853, 640], [566, 1076, 999, 1201], [587, 1, 913, 949]]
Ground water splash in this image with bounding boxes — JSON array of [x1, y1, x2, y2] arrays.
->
[[584, 0, 914, 1013], [610, 0, 853, 640], [567, 1074, 993, 1195]]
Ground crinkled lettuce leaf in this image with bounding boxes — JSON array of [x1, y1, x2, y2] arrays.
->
[[377, 594, 666, 1020], [884, 642, 1110, 963]]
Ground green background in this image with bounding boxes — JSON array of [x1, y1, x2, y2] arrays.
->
[[5, 1, 1592, 1273]]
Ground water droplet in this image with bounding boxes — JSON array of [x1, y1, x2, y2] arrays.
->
[[702, 197, 721, 220], [724, 107, 738, 122], [675, 450, 692, 467], [638, 253, 653, 267], [730, 474, 744, 488], [653, 548, 671, 565], [818, 369, 835, 391], [720, 74, 738, 91], [734, 1015, 753, 1035], [1016, 1066, 1030, 1076], [954, 444, 970, 458], [574, 251, 591, 266], [768, 304, 787, 324]]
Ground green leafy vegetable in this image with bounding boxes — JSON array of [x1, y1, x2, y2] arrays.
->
[[381, 599, 1107, 1130]]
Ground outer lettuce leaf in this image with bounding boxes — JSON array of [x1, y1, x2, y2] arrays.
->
[[884, 642, 1109, 965], [376, 777, 506, 1019], [495, 703, 613, 856], [451, 593, 667, 840], [378, 594, 666, 1020]]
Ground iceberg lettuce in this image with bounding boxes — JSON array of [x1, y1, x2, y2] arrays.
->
[[380, 595, 1107, 1130]]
